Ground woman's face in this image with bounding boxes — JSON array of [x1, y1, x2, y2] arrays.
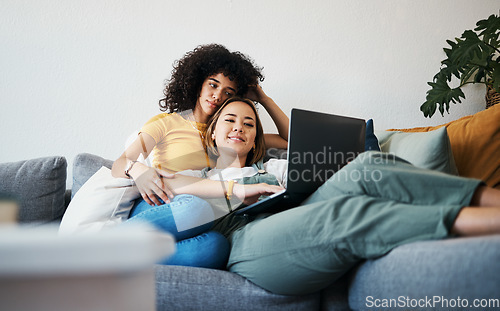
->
[[212, 101, 257, 160], [195, 73, 237, 119]]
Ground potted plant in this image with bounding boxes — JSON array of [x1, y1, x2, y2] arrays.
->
[[420, 14, 500, 118]]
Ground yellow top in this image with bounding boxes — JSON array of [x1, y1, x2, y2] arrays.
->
[[140, 112, 210, 173]]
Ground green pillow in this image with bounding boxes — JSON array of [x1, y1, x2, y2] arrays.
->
[[375, 127, 458, 175]]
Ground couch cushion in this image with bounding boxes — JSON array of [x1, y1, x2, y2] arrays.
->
[[348, 235, 500, 310], [375, 127, 458, 175], [155, 265, 322, 311], [387, 104, 500, 188], [0, 156, 67, 223], [72, 153, 113, 198]]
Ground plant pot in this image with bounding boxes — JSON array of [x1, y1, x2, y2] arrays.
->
[[486, 84, 500, 109]]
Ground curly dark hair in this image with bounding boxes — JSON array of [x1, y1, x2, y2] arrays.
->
[[159, 44, 264, 112]]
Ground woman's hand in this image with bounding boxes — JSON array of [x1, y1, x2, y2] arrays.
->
[[245, 84, 289, 148], [245, 84, 270, 105], [130, 163, 175, 206], [233, 183, 284, 205]]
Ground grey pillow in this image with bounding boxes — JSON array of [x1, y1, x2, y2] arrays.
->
[[72, 153, 113, 198], [0, 156, 67, 223]]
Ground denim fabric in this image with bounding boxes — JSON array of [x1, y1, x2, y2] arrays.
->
[[164, 231, 230, 269], [128, 194, 229, 269]]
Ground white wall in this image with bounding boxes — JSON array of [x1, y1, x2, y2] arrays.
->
[[1, 0, 498, 184]]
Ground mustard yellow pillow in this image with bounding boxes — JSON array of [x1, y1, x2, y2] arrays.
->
[[389, 104, 500, 189]]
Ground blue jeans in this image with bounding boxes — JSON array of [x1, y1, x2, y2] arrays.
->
[[127, 194, 229, 269]]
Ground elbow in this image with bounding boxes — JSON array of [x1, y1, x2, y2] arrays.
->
[[111, 160, 122, 178]]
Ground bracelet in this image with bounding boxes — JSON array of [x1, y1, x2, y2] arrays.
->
[[124, 160, 139, 178], [225, 180, 235, 200]]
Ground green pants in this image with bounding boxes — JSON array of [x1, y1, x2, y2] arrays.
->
[[227, 152, 482, 295]]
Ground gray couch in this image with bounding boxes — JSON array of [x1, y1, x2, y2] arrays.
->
[[1, 153, 499, 311]]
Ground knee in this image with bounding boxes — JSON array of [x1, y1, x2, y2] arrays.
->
[[172, 194, 211, 208], [163, 231, 230, 269]]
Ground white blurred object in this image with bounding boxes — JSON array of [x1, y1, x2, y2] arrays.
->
[[0, 224, 175, 311]]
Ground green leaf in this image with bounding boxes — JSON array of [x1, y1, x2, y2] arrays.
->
[[421, 14, 499, 118], [459, 64, 480, 85], [450, 31, 483, 65], [420, 72, 466, 117], [474, 68, 485, 83], [475, 14, 500, 45], [441, 57, 461, 80]]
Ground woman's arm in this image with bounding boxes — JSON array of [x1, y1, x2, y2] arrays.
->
[[157, 173, 284, 205], [246, 85, 289, 149], [111, 132, 156, 178], [112, 132, 175, 205]]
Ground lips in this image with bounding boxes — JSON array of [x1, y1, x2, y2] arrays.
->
[[207, 100, 218, 109], [228, 136, 245, 142]]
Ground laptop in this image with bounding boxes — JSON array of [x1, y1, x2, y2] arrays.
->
[[233, 108, 366, 215]]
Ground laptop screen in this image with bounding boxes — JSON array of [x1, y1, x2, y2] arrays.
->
[[286, 109, 366, 195]]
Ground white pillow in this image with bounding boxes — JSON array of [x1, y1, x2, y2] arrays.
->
[[59, 167, 140, 235]]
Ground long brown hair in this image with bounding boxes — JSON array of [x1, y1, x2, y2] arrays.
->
[[204, 97, 265, 166]]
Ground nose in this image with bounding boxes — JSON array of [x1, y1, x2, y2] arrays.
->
[[233, 122, 243, 132], [212, 89, 222, 102]]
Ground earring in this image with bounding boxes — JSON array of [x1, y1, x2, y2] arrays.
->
[[253, 144, 256, 151]]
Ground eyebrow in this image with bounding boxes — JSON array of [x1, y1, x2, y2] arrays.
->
[[209, 78, 237, 93], [224, 113, 255, 121]]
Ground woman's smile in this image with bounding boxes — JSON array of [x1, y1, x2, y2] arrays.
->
[[213, 101, 257, 158], [228, 135, 245, 142]]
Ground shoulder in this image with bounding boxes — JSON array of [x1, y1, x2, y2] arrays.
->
[[264, 159, 287, 172], [142, 112, 188, 129], [263, 159, 287, 186]]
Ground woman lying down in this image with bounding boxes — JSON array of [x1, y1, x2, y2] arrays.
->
[[126, 97, 500, 295]]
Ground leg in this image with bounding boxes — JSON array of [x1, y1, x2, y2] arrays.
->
[[470, 185, 500, 206], [127, 194, 215, 240], [452, 206, 500, 236], [305, 151, 482, 207], [163, 231, 230, 269], [228, 194, 464, 295], [450, 186, 500, 235]]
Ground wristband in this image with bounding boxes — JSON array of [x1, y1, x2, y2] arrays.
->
[[124, 160, 139, 178], [225, 180, 235, 200]]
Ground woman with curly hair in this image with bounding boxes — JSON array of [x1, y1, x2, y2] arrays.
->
[[110, 44, 288, 268], [112, 44, 288, 206]]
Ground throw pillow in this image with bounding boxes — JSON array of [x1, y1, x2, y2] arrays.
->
[[59, 166, 140, 235], [375, 127, 458, 175], [388, 104, 500, 189], [365, 119, 380, 151], [72, 153, 114, 198], [0, 156, 67, 223]]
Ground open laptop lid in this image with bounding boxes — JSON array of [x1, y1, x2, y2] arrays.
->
[[233, 108, 366, 215], [285, 108, 366, 196]]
